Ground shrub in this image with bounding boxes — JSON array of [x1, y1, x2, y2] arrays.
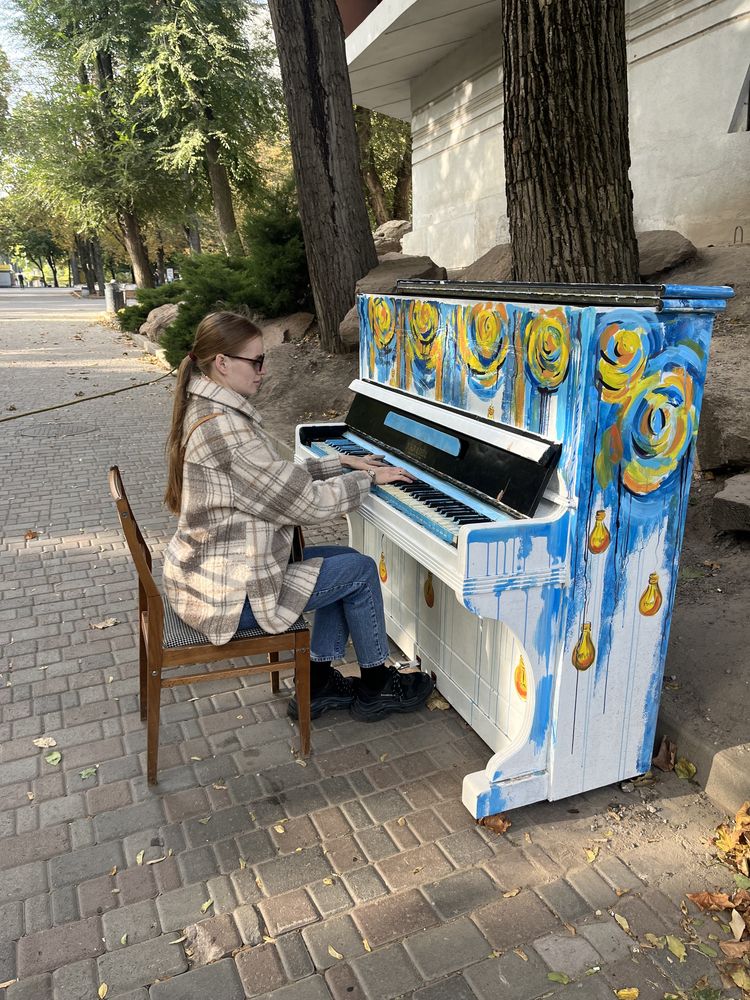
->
[[115, 281, 185, 334]]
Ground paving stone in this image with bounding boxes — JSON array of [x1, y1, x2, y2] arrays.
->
[[278, 783, 329, 818], [229, 869, 264, 906], [376, 844, 453, 891], [205, 875, 236, 914], [533, 930, 600, 975], [437, 827, 493, 867], [49, 842, 124, 889], [383, 818, 420, 851], [578, 918, 634, 963], [606, 894, 671, 938], [412, 974, 477, 1000], [0, 901, 24, 943], [348, 941, 422, 998], [183, 914, 241, 966], [270, 815, 320, 854], [92, 799, 165, 843], [256, 846, 333, 895], [235, 942, 287, 998], [259, 889, 319, 937], [102, 900, 160, 950], [340, 800, 374, 832], [77, 875, 120, 919], [403, 916, 490, 980], [324, 834, 367, 874], [155, 885, 209, 933], [567, 866, 619, 911], [162, 787, 209, 823], [276, 930, 315, 981], [535, 878, 593, 923], [600, 955, 676, 1000], [405, 808, 450, 843], [482, 847, 549, 891], [5, 973, 53, 1000], [234, 828, 276, 866], [38, 793, 86, 826], [233, 904, 263, 946], [262, 976, 331, 1000], [148, 957, 245, 999], [96, 936, 188, 993], [51, 957, 98, 1000], [183, 805, 253, 847], [0, 824, 70, 871], [465, 948, 562, 1000], [422, 868, 499, 920], [325, 961, 366, 1000], [594, 856, 646, 893], [23, 892, 51, 935], [51, 885, 80, 925], [339, 866, 387, 905], [354, 825, 398, 863], [17, 915, 104, 976], [302, 913, 366, 970], [307, 876, 353, 918], [318, 775, 356, 806], [645, 934, 725, 991], [473, 891, 561, 951], [352, 889, 439, 950], [311, 806, 351, 841], [361, 789, 410, 824], [86, 779, 133, 814], [176, 846, 220, 885], [116, 866, 157, 906]]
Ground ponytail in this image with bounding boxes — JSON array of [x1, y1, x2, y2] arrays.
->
[[164, 355, 197, 514]]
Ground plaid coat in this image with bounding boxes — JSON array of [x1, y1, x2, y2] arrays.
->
[[163, 376, 370, 644]]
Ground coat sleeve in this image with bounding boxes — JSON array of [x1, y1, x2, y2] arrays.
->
[[230, 437, 370, 525], [297, 453, 344, 481]]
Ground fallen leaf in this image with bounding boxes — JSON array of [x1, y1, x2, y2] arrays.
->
[[239, 858, 247, 870], [33, 737, 57, 749], [294, 759, 307, 767], [200, 899, 213, 913], [615, 889, 630, 897], [198, 817, 211, 825], [98, 985, 108, 999], [323, 878, 334, 886], [274, 825, 286, 834], [524, 832, 533, 844], [80, 766, 98, 779], [379, 753, 389, 763], [730, 908, 746, 941], [412, 866, 423, 874], [212, 783, 227, 790], [255, 877, 264, 890], [26, 792, 34, 802], [136, 850, 145, 866], [120, 934, 127, 946], [674, 758, 697, 780], [89, 617, 120, 630], [666, 935, 686, 962], [615, 989, 639, 1000], [503, 888, 521, 898], [547, 972, 571, 985], [728, 965, 750, 991], [109, 866, 117, 876], [614, 914, 631, 934], [478, 813, 511, 834], [644, 933, 665, 948], [397, 817, 406, 826], [327, 945, 343, 960], [652, 736, 676, 772], [719, 939, 750, 959], [513, 947, 528, 961], [686, 891, 733, 911], [263, 935, 275, 944], [45, 751, 62, 766], [0, 981, 18, 990], [694, 943, 717, 957], [147, 856, 166, 865], [190, 756, 202, 761], [24, 530, 39, 540], [363, 938, 371, 952], [426, 690, 450, 711], [586, 847, 600, 863], [734, 874, 750, 890], [170, 936, 187, 945]]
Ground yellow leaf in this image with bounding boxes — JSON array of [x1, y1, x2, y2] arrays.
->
[[615, 888, 629, 897], [513, 947, 529, 961], [379, 753, 389, 762], [274, 825, 286, 834], [200, 899, 213, 913], [263, 935, 275, 944], [109, 866, 117, 876], [98, 985, 108, 999], [135, 850, 144, 866], [239, 858, 247, 870], [397, 817, 406, 826], [323, 878, 334, 886], [294, 759, 307, 767], [503, 888, 521, 898], [328, 945, 343, 960], [644, 933, 665, 948], [255, 877, 264, 890], [729, 908, 746, 941], [615, 990, 639, 1000], [614, 914, 630, 934], [585, 847, 600, 863], [412, 866, 423, 874], [363, 938, 371, 952], [729, 966, 750, 991], [120, 933, 127, 946], [666, 935, 686, 962], [674, 758, 696, 780]]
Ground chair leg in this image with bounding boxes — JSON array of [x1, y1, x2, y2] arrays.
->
[[146, 663, 162, 785], [268, 650, 280, 693], [295, 641, 311, 757], [139, 628, 148, 722]]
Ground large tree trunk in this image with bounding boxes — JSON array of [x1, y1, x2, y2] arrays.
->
[[204, 136, 244, 256], [89, 236, 106, 296], [75, 235, 96, 295], [70, 248, 80, 286], [46, 256, 59, 287], [392, 141, 412, 221], [184, 216, 202, 255], [267, 0, 378, 353], [118, 210, 154, 288], [502, 0, 639, 283], [354, 106, 390, 227]]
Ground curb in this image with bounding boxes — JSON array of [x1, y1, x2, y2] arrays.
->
[[129, 332, 172, 370]]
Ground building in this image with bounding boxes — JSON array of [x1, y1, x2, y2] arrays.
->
[[338, 0, 750, 268]]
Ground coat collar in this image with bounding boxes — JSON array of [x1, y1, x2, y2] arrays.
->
[[187, 375, 263, 425]]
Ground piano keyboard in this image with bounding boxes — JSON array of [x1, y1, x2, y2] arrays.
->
[[312, 437, 497, 545]]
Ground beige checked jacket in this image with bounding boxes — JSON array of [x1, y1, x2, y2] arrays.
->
[[163, 376, 371, 644]]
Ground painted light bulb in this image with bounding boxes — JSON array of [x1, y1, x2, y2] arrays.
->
[[588, 510, 611, 554], [572, 622, 596, 671], [379, 550, 388, 583], [487, 404, 495, 421], [424, 571, 435, 608], [638, 573, 663, 617], [514, 657, 528, 699]]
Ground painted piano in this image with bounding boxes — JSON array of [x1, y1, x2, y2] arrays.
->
[[294, 279, 733, 818]]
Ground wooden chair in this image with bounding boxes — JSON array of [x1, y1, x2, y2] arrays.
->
[[108, 466, 311, 784]]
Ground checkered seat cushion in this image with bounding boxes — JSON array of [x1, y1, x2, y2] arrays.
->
[[162, 599, 307, 650]]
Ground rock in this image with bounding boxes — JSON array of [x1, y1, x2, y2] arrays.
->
[[712, 473, 750, 532], [183, 914, 241, 967], [355, 253, 447, 296], [637, 230, 697, 281], [139, 302, 180, 343], [458, 243, 513, 282], [339, 305, 361, 350], [697, 332, 750, 470], [259, 311, 315, 348], [373, 219, 412, 255]]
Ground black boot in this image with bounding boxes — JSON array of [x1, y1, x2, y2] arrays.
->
[[287, 667, 359, 720], [350, 666, 434, 722]]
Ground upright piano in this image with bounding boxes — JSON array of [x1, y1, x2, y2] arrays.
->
[[295, 279, 733, 818]]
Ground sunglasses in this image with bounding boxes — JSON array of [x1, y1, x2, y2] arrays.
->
[[223, 353, 265, 373]]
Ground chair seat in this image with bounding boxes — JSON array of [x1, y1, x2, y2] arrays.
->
[[162, 600, 308, 650]]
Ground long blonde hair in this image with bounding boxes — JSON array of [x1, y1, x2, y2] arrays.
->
[[164, 311, 263, 514]]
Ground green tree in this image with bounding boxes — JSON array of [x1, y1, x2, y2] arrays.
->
[[354, 106, 412, 226]]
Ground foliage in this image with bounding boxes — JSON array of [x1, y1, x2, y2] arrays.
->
[[116, 281, 186, 332]]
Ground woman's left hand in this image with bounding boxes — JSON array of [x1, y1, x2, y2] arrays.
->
[[340, 454, 387, 472]]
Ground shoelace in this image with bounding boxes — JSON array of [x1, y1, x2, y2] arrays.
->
[[329, 669, 357, 696]]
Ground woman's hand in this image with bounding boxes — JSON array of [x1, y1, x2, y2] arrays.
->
[[371, 466, 414, 486], [340, 453, 387, 472]]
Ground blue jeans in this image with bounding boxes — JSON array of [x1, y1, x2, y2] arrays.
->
[[238, 545, 389, 668]]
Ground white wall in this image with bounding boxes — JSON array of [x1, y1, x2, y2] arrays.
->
[[402, 0, 750, 268]]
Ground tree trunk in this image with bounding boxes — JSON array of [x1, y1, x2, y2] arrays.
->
[[502, 0, 639, 283], [70, 248, 80, 286], [31, 259, 47, 286], [204, 136, 244, 256], [118, 210, 154, 288], [267, 0, 378, 353], [184, 216, 202, 254], [156, 231, 166, 284], [392, 141, 412, 220], [46, 256, 59, 287], [89, 236, 106, 296], [76, 235, 96, 296], [354, 106, 390, 226]]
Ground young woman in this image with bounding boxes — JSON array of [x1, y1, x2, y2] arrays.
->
[[163, 311, 434, 722]]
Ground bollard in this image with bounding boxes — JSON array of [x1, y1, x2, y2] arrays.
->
[[104, 281, 125, 313]]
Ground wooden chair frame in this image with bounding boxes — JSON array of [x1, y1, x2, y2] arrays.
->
[[108, 466, 311, 784]]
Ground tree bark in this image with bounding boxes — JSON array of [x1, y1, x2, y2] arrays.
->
[[204, 135, 244, 256], [75, 235, 96, 295], [502, 0, 639, 283], [392, 141, 412, 221], [89, 236, 106, 296], [70, 248, 80, 286], [118, 210, 154, 288], [184, 216, 202, 254], [46, 256, 59, 286], [354, 106, 390, 226], [267, 0, 378, 353], [155, 231, 166, 284]]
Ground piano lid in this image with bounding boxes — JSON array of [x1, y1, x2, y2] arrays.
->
[[394, 279, 734, 310], [343, 379, 561, 519]]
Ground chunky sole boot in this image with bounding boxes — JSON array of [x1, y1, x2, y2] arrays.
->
[[350, 666, 435, 722], [287, 668, 357, 721]]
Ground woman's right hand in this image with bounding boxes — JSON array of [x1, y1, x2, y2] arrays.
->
[[371, 466, 414, 486]]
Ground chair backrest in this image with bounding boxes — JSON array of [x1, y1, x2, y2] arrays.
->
[[108, 466, 160, 598]]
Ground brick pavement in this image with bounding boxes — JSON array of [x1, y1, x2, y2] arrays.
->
[[0, 292, 743, 999]]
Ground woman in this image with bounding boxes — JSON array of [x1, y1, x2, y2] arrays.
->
[[163, 311, 434, 722]]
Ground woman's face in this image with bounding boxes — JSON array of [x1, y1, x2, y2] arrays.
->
[[211, 335, 266, 396]]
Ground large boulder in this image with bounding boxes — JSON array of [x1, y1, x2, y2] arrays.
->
[[697, 332, 750, 469], [339, 306, 361, 351], [355, 252, 447, 296], [637, 230, 697, 281], [139, 302, 180, 343], [373, 219, 412, 256], [458, 243, 513, 282], [259, 311, 315, 349], [712, 473, 750, 533]]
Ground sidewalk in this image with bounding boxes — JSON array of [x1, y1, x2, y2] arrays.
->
[[0, 294, 745, 999]]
